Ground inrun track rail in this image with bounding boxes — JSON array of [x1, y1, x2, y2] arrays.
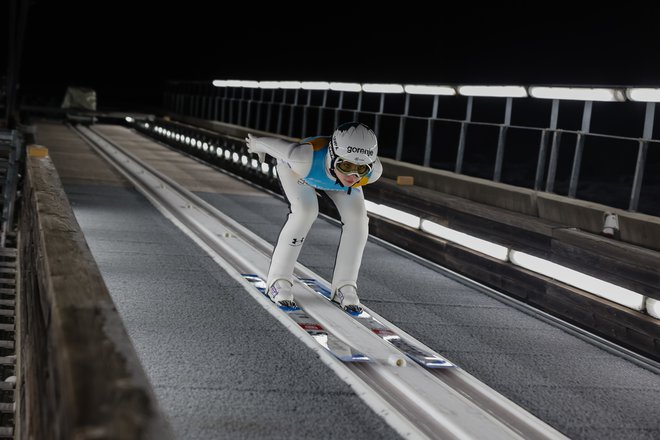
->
[[72, 123, 569, 440]]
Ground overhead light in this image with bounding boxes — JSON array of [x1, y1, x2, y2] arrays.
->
[[529, 86, 625, 102], [258, 81, 280, 89], [626, 88, 660, 102], [404, 85, 456, 96], [278, 81, 302, 89], [125, 116, 135, 123], [329, 82, 362, 92], [362, 83, 405, 94], [420, 220, 509, 261], [457, 85, 528, 98], [217, 79, 259, 88], [509, 250, 645, 310], [301, 81, 331, 90]]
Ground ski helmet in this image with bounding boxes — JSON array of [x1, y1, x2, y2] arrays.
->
[[329, 122, 378, 166]]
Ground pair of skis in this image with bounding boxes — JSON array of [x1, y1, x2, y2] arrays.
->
[[242, 274, 455, 369]]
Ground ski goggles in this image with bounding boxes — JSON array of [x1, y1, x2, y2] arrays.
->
[[335, 159, 371, 177]]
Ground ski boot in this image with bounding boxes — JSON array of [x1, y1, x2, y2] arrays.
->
[[331, 285, 363, 314], [268, 279, 297, 309]]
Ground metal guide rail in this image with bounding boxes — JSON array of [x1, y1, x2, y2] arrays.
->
[[72, 123, 569, 440], [0, 247, 17, 439]]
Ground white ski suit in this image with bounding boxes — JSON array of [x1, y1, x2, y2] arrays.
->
[[247, 135, 383, 295]]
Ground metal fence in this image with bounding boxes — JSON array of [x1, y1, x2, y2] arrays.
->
[[163, 81, 660, 217], [0, 130, 21, 247]]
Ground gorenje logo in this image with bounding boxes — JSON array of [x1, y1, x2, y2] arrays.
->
[[346, 146, 374, 156]]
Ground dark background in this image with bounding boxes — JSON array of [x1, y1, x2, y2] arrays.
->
[[4, 1, 660, 111]]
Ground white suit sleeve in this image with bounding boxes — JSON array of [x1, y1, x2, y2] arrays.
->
[[246, 135, 313, 176]]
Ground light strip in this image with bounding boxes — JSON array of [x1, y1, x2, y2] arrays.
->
[[420, 220, 509, 261], [301, 81, 331, 90], [364, 201, 421, 228], [646, 298, 660, 319], [278, 81, 302, 89], [626, 88, 660, 102], [529, 86, 626, 102], [362, 83, 405, 94], [329, 82, 362, 92], [365, 201, 647, 313], [509, 250, 645, 310], [404, 85, 456, 96], [258, 81, 280, 89], [457, 85, 528, 98]]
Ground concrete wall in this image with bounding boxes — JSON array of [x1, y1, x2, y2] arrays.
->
[[16, 145, 173, 440], [380, 157, 660, 252]]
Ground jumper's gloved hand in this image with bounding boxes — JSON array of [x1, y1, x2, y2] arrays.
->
[[245, 133, 266, 163]]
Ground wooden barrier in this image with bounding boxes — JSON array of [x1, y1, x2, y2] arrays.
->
[[16, 148, 173, 439]]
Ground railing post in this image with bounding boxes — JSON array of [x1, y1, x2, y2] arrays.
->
[[423, 95, 439, 167], [302, 89, 312, 138], [220, 88, 227, 122], [256, 88, 265, 130], [276, 90, 285, 134], [317, 90, 328, 134], [288, 89, 299, 137], [396, 94, 411, 161], [455, 96, 473, 173], [545, 130, 562, 193], [353, 91, 363, 122], [229, 88, 236, 124], [245, 88, 254, 128], [568, 100, 593, 198], [237, 88, 246, 126], [266, 89, 274, 132], [544, 99, 561, 192], [493, 97, 513, 181], [334, 91, 344, 128], [374, 93, 385, 138], [534, 129, 549, 190], [629, 102, 655, 211]]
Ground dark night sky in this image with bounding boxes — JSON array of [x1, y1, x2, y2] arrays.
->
[[5, 1, 660, 110]]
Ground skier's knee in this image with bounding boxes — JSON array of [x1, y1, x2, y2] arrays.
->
[[343, 211, 369, 233], [290, 204, 319, 228]]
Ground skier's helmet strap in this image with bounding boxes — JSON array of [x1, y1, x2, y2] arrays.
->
[[330, 122, 378, 166]]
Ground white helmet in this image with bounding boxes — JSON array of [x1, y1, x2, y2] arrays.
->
[[329, 122, 378, 165]]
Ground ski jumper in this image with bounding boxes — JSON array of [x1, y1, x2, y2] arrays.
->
[[249, 135, 382, 294]]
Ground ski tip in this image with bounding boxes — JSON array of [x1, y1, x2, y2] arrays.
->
[[338, 355, 371, 363], [415, 358, 456, 368]]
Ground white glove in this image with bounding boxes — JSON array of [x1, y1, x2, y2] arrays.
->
[[245, 133, 266, 163]]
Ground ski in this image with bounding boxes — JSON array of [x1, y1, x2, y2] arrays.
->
[[298, 277, 455, 368], [242, 274, 370, 363]]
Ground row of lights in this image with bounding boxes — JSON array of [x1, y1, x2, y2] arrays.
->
[[143, 123, 277, 178], [212, 79, 660, 103], [363, 200, 658, 317]]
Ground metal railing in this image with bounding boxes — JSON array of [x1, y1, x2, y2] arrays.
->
[[0, 130, 21, 248], [163, 82, 660, 217]]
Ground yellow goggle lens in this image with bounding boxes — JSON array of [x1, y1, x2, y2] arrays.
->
[[336, 161, 370, 176]]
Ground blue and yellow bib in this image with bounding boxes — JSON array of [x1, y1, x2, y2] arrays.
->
[[300, 136, 372, 192]]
